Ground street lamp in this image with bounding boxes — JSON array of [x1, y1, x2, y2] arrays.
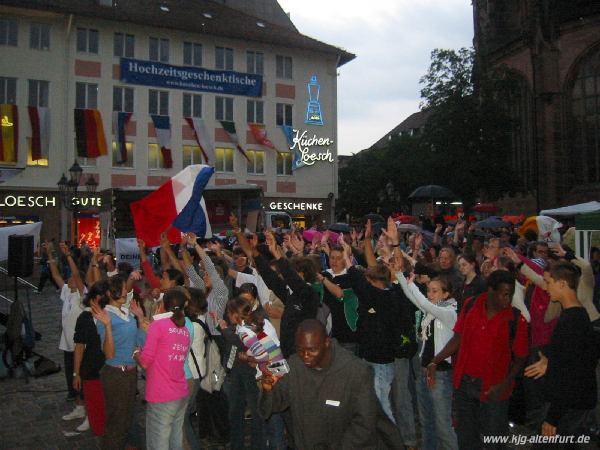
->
[[57, 160, 98, 211]]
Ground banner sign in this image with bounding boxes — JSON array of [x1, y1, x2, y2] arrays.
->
[[120, 58, 262, 97], [115, 237, 141, 269]]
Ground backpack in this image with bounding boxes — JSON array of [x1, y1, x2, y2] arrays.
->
[[462, 295, 521, 352], [191, 319, 226, 393]]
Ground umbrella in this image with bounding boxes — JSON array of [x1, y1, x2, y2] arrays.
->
[[364, 213, 384, 224], [475, 217, 511, 229], [473, 203, 499, 213], [408, 185, 457, 201], [397, 223, 421, 233], [328, 222, 351, 233], [392, 214, 416, 224]]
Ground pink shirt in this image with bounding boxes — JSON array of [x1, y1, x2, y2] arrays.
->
[[140, 313, 190, 403]]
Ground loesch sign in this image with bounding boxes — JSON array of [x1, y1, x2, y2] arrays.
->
[[269, 201, 324, 212], [120, 58, 262, 97], [0, 194, 102, 208], [290, 129, 335, 169]]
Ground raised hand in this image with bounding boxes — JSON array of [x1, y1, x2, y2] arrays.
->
[[503, 247, 521, 264], [137, 239, 146, 252], [382, 216, 399, 245], [185, 232, 198, 246], [414, 233, 423, 250], [364, 219, 372, 239], [160, 232, 170, 248], [59, 242, 70, 256], [435, 223, 443, 235], [91, 299, 111, 326]]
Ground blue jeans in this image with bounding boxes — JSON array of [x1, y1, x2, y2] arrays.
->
[[415, 367, 458, 450], [146, 397, 188, 450], [265, 412, 286, 449], [393, 357, 418, 447], [367, 361, 396, 424], [223, 366, 265, 450], [183, 379, 201, 450]]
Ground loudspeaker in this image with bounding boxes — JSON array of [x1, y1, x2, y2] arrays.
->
[[8, 234, 34, 277]]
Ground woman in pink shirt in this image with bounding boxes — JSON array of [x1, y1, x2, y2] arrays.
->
[[135, 287, 190, 450]]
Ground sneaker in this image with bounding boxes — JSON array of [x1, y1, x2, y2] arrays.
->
[[62, 405, 86, 421], [76, 417, 90, 432]]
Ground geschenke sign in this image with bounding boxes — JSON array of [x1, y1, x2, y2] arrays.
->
[[290, 129, 335, 168], [269, 201, 324, 211], [120, 58, 262, 97]]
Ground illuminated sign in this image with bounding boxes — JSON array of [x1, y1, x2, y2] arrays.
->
[[0, 194, 102, 208], [305, 75, 323, 125], [1, 115, 13, 127], [290, 129, 335, 169], [269, 201, 324, 211]]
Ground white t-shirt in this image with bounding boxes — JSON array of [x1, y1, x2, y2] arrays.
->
[[59, 284, 85, 352]]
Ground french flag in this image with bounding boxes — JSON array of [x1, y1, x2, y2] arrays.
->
[[130, 165, 214, 247]]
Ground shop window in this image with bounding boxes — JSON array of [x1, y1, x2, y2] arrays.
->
[[113, 86, 134, 113], [0, 18, 18, 46], [26, 137, 49, 167], [76, 28, 99, 54], [247, 51, 264, 75], [183, 145, 203, 167], [114, 32, 135, 58], [0, 77, 17, 104], [30, 23, 50, 50], [183, 93, 202, 118], [276, 55, 293, 79], [149, 89, 168, 116], [28, 80, 49, 107], [76, 82, 98, 109], [215, 46, 233, 70], [112, 141, 134, 168], [277, 151, 293, 175], [215, 96, 233, 121], [246, 150, 265, 175], [215, 147, 234, 172], [247, 100, 264, 124], [183, 42, 202, 66]]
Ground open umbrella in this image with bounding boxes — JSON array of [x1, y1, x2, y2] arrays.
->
[[397, 223, 421, 233], [475, 216, 511, 229], [364, 213, 385, 224], [328, 222, 351, 233], [408, 185, 457, 201]]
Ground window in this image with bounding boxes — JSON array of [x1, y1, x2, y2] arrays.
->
[[276, 103, 293, 126], [183, 145, 203, 166], [114, 32, 134, 57], [215, 96, 233, 121], [113, 86, 134, 112], [75, 82, 98, 109], [0, 77, 17, 104], [28, 80, 49, 107], [215, 147, 234, 172], [30, 23, 50, 50], [246, 150, 265, 174], [215, 46, 233, 70], [183, 42, 202, 66], [149, 37, 169, 62], [247, 100, 264, 124], [183, 93, 202, 118], [0, 18, 18, 46], [246, 51, 264, 75], [148, 143, 167, 169], [112, 141, 134, 168], [276, 55, 293, 79], [277, 152, 293, 175], [149, 90, 169, 116], [26, 138, 49, 167], [76, 28, 99, 53]]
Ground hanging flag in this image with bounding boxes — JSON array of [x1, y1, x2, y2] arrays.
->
[[112, 111, 133, 164], [151, 114, 173, 168], [220, 120, 249, 161], [28, 106, 50, 161], [74, 109, 108, 158], [248, 123, 277, 151], [280, 125, 304, 171], [280, 124, 294, 148], [184, 117, 212, 164], [130, 164, 214, 247], [0, 104, 18, 163]]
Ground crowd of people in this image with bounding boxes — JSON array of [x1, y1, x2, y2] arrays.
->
[[38, 212, 600, 449]]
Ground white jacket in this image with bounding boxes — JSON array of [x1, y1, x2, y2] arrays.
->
[[187, 316, 207, 379], [396, 273, 457, 364]]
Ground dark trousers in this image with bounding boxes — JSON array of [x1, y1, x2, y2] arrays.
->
[[63, 351, 77, 398], [532, 405, 593, 450], [196, 388, 229, 441], [99, 365, 137, 450], [454, 375, 509, 450]]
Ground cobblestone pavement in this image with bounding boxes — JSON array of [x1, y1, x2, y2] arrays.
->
[[0, 279, 230, 450]]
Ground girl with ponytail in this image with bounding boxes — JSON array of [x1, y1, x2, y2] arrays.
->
[[136, 287, 191, 450]]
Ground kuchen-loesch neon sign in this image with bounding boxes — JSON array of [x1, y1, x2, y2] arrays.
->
[[289, 129, 334, 168]]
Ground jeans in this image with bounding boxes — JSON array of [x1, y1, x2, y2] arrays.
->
[[223, 366, 265, 449], [367, 361, 396, 424], [146, 397, 188, 450], [265, 412, 286, 450], [392, 357, 418, 447], [415, 368, 458, 450], [183, 379, 201, 450], [453, 375, 509, 450]]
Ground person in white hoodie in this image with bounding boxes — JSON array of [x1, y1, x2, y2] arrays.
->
[[396, 270, 459, 450]]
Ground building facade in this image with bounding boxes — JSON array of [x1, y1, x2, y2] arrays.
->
[[473, 0, 600, 212], [0, 0, 353, 243]]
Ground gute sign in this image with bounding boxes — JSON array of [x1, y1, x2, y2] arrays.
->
[[0, 194, 102, 208]]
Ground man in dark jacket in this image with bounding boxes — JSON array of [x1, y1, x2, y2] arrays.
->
[[259, 319, 402, 449]]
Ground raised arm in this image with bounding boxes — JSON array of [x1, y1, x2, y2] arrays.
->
[[362, 220, 377, 268], [61, 242, 85, 296], [138, 239, 161, 290], [45, 242, 65, 289]]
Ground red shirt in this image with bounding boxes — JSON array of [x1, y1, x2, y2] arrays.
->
[[453, 292, 529, 401]]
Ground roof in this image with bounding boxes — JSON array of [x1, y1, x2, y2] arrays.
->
[[1, 0, 355, 66], [371, 109, 432, 149]]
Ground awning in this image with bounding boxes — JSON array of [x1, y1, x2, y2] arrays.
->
[[540, 201, 600, 216]]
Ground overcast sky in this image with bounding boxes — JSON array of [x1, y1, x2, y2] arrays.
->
[[277, 0, 474, 155]]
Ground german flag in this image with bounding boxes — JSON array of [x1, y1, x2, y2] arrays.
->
[[0, 104, 18, 163], [74, 109, 108, 158]]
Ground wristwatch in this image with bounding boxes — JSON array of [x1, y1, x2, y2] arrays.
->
[[73, 372, 79, 377]]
